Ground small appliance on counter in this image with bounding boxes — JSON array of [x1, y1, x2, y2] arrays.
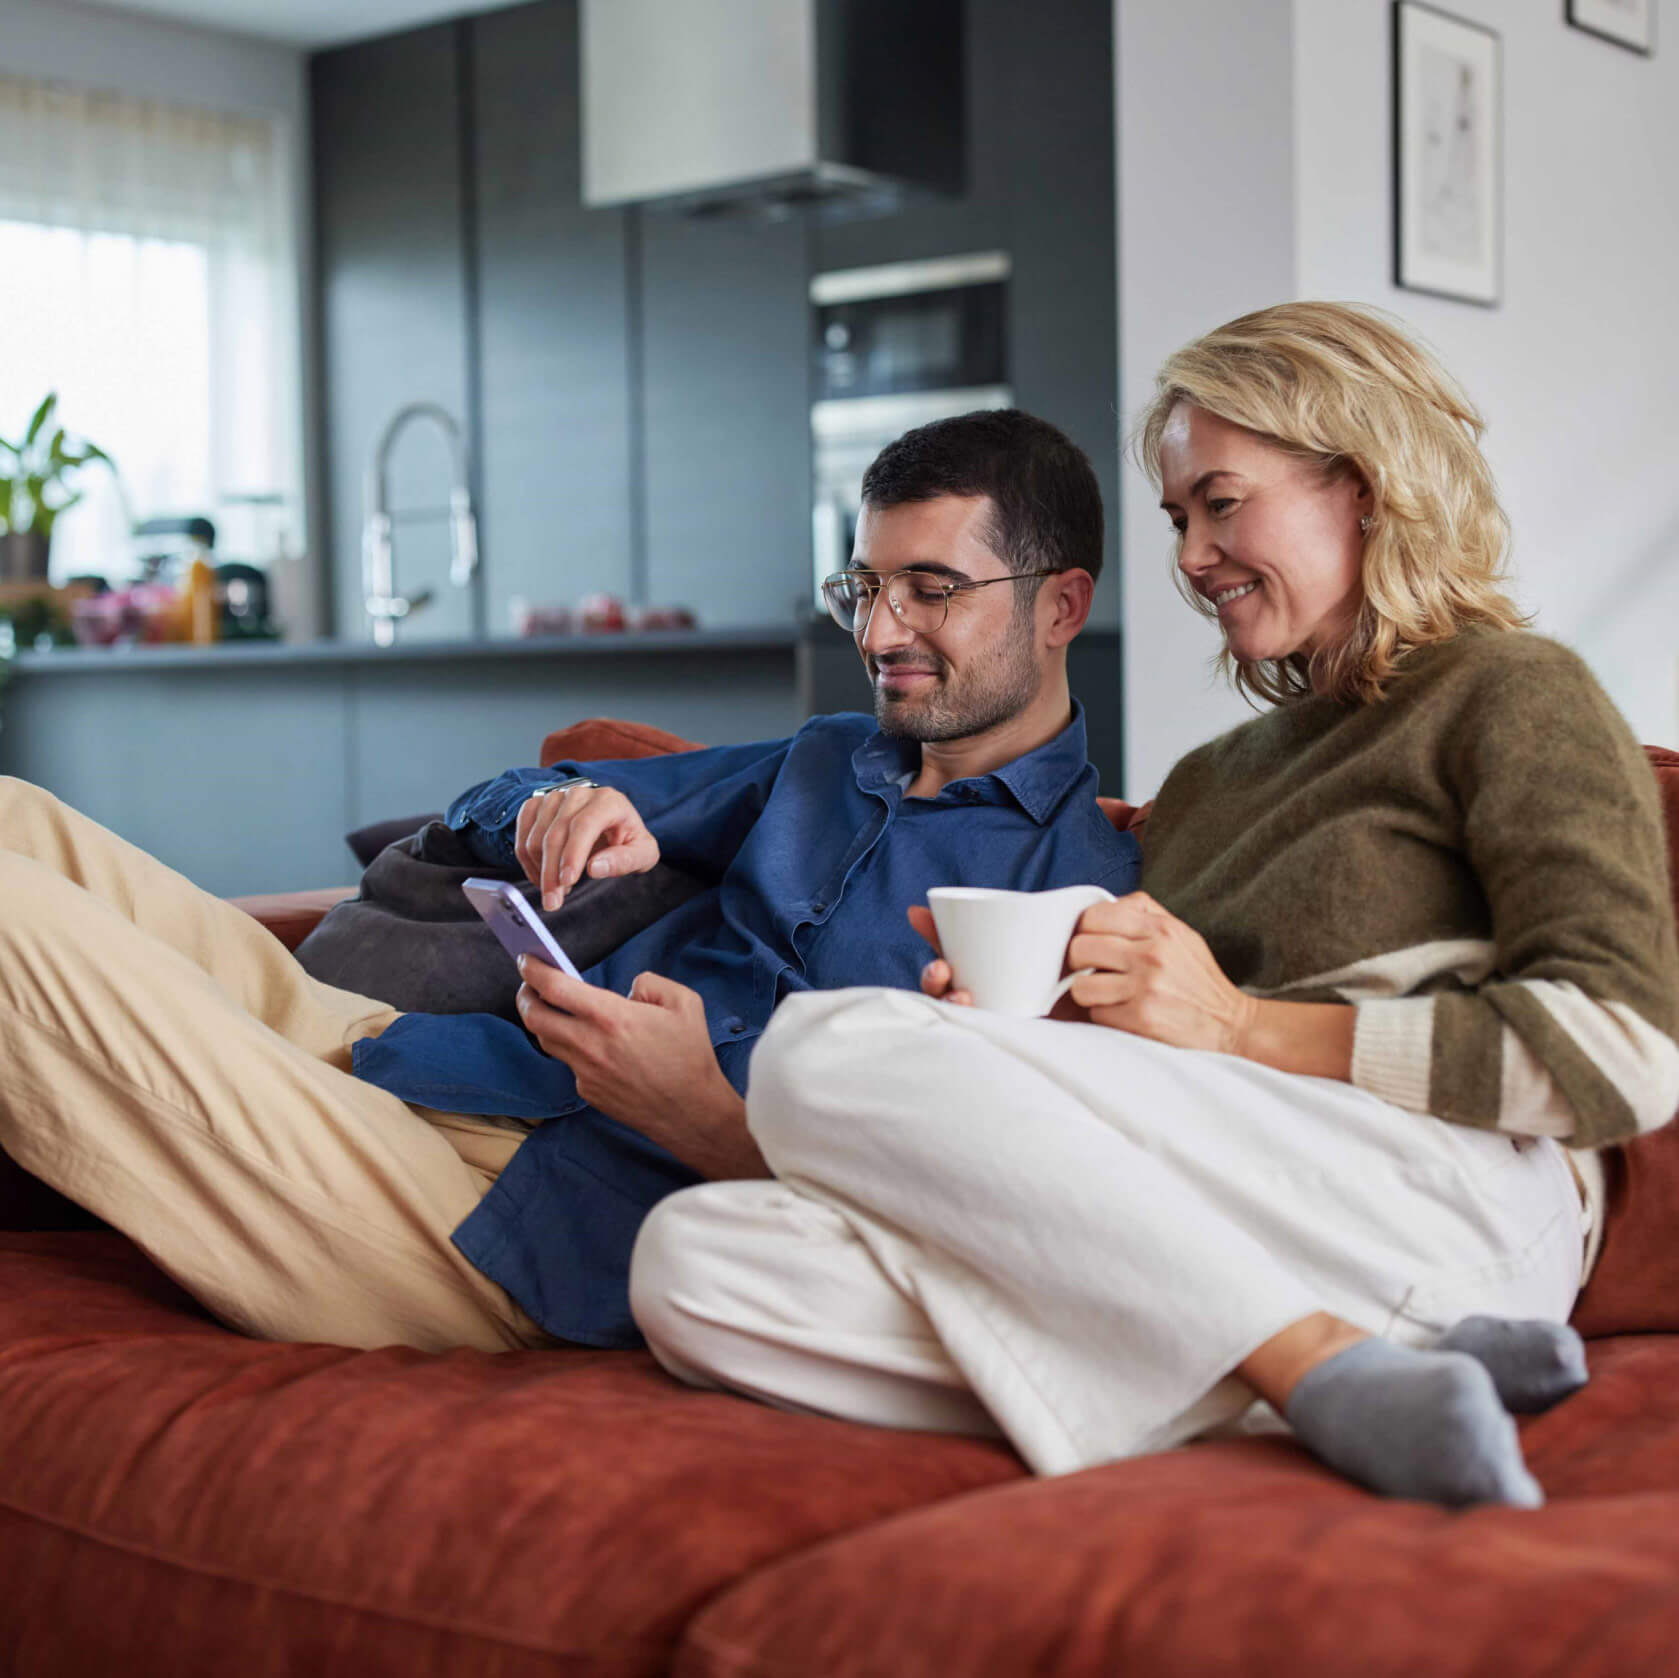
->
[[810, 252, 1014, 608], [215, 491, 289, 640], [215, 562, 279, 641], [133, 514, 216, 582], [66, 515, 281, 646]]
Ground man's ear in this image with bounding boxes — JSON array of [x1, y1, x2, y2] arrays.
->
[[1042, 568, 1095, 648]]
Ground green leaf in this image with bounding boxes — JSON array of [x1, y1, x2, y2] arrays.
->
[[0, 398, 113, 536], [22, 393, 55, 450]]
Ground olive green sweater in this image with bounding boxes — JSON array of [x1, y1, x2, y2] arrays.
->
[[1140, 631, 1679, 1152]]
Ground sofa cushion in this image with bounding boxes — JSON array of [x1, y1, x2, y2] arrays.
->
[[677, 1332, 1679, 1678], [227, 885, 358, 949], [0, 1232, 1019, 1678], [541, 715, 703, 769], [292, 821, 704, 1019], [345, 811, 444, 868], [1570, 746, 1679, 1337]]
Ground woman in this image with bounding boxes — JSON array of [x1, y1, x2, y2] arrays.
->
[[628, 303, 1679, 1506]]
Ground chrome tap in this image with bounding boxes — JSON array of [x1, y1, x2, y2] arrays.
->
[[361, 402, 480, 646]]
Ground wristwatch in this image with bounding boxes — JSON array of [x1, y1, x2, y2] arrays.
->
[[524, 777, 598, 805]]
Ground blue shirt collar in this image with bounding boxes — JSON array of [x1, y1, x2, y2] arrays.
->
[[852, 699, 1093, 826]]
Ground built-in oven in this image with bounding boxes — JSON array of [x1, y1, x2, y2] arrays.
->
[[810, 251, 1013, 608]]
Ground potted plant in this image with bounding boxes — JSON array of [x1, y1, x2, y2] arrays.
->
[[0, 394, 114, 582]]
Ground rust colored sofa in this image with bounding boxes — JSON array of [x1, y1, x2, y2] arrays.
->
[[4, 721, 1679, 1678]]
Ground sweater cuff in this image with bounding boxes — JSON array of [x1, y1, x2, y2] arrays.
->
[[1351, 997, 1436, 1113]]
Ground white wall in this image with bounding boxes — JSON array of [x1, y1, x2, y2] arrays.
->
[[1, 0, 322, 636], [1115, 0, 1297, 798], [1116, 0, 1679, 797], [1295, 0, 1679, 755]]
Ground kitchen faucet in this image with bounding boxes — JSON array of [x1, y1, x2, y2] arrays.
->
[[361, 402, 480, 646]]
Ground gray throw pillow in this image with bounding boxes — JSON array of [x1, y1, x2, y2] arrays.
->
[[292, 821, 706, 1019]]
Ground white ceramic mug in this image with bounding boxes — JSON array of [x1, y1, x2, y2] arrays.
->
[[925, 884, 1116, 1017]]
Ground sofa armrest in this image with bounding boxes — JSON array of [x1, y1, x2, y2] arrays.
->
[[229, 886, 357, 952]]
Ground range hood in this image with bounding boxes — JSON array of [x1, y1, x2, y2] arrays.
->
[[581, 0, 964, 221]]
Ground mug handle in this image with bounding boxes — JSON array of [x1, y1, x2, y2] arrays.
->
[[1045, 966, 1097, 1009]]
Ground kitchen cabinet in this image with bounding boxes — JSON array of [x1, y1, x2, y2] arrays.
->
[[310, 0, 1118, 653], [814, 0, 1119, 629], [470, 0, 636, 637], [639, 213, 811, 629], [312, 21, 476, 645], [0, 626, 1127, 895], [0, 632, 805, 897]]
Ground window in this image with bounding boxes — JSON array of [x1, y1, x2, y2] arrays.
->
[[0, 73, 299, 580]]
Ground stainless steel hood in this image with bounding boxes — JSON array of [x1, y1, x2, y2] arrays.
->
[[581, 0, 964, 221]]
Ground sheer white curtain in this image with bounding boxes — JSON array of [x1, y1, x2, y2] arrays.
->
[[0, 72, 298, 580]]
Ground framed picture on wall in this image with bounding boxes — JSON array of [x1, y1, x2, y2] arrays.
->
[[1567, 0, 1656, 55], [1392, 2, 1503, 306]]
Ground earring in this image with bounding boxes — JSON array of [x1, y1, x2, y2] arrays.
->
[[1359, 515, 1373, 535]]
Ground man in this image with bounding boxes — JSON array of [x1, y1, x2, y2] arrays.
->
[[0, 409, 1138, 1355]]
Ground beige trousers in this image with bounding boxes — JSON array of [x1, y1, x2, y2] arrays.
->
[[0, 777, 549, 1353]]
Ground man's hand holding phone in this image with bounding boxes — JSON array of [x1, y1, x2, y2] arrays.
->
[[515, 780, 660, 910], [462, 874, 763, 1178], [514, 956, 766, 1181]]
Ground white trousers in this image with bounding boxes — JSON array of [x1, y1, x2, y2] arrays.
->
[[630, 987, 1589, 1476]]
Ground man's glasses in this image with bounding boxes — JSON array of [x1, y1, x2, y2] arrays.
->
[[820, 567, 1061, 635]]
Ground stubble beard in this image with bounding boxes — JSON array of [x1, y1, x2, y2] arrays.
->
[[871, 617, 1042, 743]]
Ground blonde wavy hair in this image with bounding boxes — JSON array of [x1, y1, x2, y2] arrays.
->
[[1131, 301, 1527, 706]]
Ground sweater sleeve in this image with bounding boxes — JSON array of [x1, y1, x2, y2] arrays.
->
[[1349, 640, 1679, 1147]]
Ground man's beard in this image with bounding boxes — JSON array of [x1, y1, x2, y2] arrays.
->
[[870, 620, 1041, 743]]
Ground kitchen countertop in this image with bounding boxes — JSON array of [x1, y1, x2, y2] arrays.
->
[[6, 625, 811, 676]]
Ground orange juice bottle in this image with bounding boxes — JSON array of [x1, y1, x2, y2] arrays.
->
[[187, 558, 219, 644]]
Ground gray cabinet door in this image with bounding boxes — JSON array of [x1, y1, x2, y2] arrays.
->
[[470, 0, 635, 640], [814, 0, 1118, 630], [639, 213, 812, 630], [312, 22, 475, 646]]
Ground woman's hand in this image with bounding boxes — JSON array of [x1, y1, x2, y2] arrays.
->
[[1066, 891, 1259, 1053], [905, 905, 974, 1006]]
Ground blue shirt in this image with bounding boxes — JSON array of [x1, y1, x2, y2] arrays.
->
[[353, 706, 1140, 1347]]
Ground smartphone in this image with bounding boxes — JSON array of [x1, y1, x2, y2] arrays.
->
[[461, 877, 584, 980]]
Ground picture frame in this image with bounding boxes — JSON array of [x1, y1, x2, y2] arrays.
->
[[1566, 0, 1656, 56], [1392, 1, 1503, 307]]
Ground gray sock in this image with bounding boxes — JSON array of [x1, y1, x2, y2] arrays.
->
[[1436, 1316, 1589, 1413], [1283, 1339, 1544, 1508]]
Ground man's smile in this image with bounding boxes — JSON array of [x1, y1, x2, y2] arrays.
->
[[872, 657, 945, 693]]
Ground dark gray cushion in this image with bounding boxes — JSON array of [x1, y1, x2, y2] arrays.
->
[[293, 821, 706, 1019], [346, 813, 444, 869]]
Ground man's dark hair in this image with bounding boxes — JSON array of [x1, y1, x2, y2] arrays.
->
[[860, 408, 1104, 585]]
